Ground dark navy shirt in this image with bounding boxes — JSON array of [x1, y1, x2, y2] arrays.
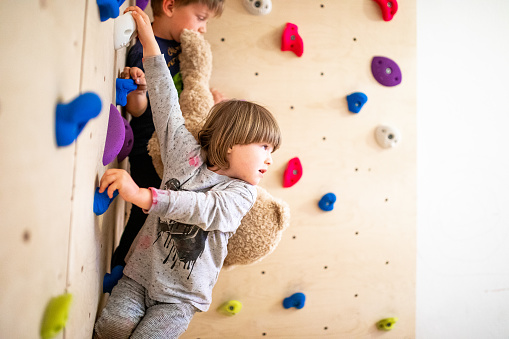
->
[[126, 36, 182, 156]]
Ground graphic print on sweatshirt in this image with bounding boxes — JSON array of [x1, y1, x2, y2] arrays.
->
[[155, 178, 208, 279]]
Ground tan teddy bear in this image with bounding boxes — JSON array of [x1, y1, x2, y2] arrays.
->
[[148, 29, 290, 268]]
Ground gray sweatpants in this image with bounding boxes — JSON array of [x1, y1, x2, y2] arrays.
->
[[94, 276, 197, 339]]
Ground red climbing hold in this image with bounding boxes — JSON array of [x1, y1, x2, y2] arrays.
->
[[373, 0, 398, 21], [283, 157, 303, 188], [281, 23, 303, 57]]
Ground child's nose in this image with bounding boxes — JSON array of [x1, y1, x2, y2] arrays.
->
[[198, 25, 207, 34], [266, 153, 273, 165]]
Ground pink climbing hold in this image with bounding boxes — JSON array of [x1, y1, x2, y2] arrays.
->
[[281, 23, 303, 57], [283, 157, 303, 188], [373, 0, 398, 21]]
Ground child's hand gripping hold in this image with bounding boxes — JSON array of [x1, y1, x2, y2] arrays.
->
[[99, 169, 153, 211], [124, 6, 161, 58]]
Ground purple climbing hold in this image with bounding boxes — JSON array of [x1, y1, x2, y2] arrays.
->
[[116, 78, 138, 106], [117, 116, 133, 162], [136, 0, 150, 10], [103, 104, 126, 166], [371, 56, 402, 87]]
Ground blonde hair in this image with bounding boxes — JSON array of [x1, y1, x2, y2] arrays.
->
[[151, 0, 225, 17], [198, 100, 281, 169]]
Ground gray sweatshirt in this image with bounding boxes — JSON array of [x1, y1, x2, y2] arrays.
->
[[123, 54, 256, 312]]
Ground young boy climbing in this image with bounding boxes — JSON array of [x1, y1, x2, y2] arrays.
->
[[111, 0, 226, 269], [94, 5, 281, 338]]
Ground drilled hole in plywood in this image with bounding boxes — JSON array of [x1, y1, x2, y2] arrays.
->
[[255, 72, 259, 76], [324, 326, 329, 330], [22, 230, 31, 243], [261, 271, 265, 275], [221, 38, 225, 42], [324, 265, 328, 269], [386, 261, 390, 265], [355, 231, 359, 235], [320, 4, 324, 8], [354, 294, 358, 297], [385, 198, 389, 202], [292, 235, 296, 239], [353, 37, 357, 41], [290, 106, 294, 110]]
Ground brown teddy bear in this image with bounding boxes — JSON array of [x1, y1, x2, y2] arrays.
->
[[148, 29, 290, 268]]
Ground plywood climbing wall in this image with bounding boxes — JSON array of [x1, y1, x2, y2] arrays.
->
[[182, 0, 416, 338], [0, 1, 129, 337], [0, 0, 415, 338]]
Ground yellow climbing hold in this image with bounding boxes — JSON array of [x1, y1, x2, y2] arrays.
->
[[40, 293, 73, 339], [218, 300, 243, 316]]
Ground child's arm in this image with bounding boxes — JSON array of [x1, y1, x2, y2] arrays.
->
[[121, 66, 147, 117], [148, 183, 257, 233], [126, 6, 161, 58], [128, 6, 194, 170], [99, 169, 152, 211]]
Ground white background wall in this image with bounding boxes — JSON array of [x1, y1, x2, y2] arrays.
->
[[417, 0, 509, 338]]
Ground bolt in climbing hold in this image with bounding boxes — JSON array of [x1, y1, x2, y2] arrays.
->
[[376, 317, 398, 330], [283, 157, 303, 187], [218, 300, 243, 316], [114, 11, 137, 50], [318, 193, 337, 211], [93, 187, 119, 216], [283, 292, 306, 309], [103, 265, 124, 294], [346, 92, 368, 113], [373, 0, 398, 21], [55, 92, 102, 147], [371, 56, 402, 87], [281, 23, 303, 57], [40, 293, 73, 339], [96, 0, 125, 22], [103, 104, 126, 166]]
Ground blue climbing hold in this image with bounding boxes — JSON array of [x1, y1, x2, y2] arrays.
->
[[116, 78, 138, 106], [97, 0, 125, 22], [55, 92, 102, 147], [346, 92, 368, 113], [318, 193, 336, 211], [283, 293, 306, 309], [103, 265, 124, 294], [93, 187, 119, 216]]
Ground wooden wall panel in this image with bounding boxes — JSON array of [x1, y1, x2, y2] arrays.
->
[[0, 1, 85, 337], [65, 1, 129, 337], [183, 0, 416, 337]]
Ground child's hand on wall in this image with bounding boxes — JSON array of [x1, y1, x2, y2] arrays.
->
[[99, 169, 152, 210], [124, 6, 161, 57]]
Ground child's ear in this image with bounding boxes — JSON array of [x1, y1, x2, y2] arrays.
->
[[162, 0, 176, 17]]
